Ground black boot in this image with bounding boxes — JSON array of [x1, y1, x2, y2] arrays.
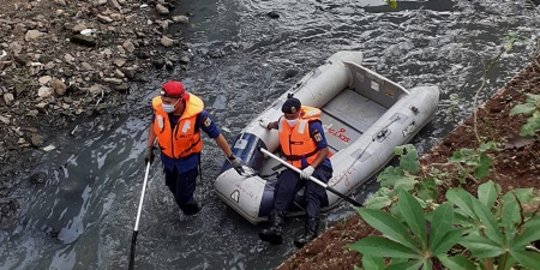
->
[[294, 217, 319, 248], [259, 212, 284, 245]]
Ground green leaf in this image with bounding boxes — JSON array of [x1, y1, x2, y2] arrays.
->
[[400, 145, 420, 175], [417, 178, 437, 201], [509, 250, 540, 269], [511, 216, 540, 248], [509, 102, 536, 116], [502, 192, 520, 237], [377, 166, 405, 187], [446, 188, 476, 219], [361, 255, 384, 270], [474, 153, 492, 179], [429, 203, 453, 250], [461, 234, 505, 258], [387, 260, 424, 270], [520, 112, 540, 137], [364, 188, 394, 210], [477, 180, 500, 209], [438, 255, 477, 270], [511, 188, 535, 203], [471, 197, 504, 245], [357, 208, 418, 250], [350, 236, 420, 259], [431, 229, 465, 256], [398, 190, 427, 248]]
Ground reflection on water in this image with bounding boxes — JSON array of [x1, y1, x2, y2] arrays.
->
[[1, 0, 539, 269]]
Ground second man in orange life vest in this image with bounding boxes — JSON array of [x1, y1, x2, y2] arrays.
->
[[258, 97, 333, 248], [144, 80, 244, 216]]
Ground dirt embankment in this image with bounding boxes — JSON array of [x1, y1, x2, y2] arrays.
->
[[0, 0, 191, 229], [277, 53, 540, 270]]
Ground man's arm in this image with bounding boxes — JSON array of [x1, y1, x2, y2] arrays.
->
[[214, 134, 234, 159], [310, 147, 329, 169], [147, 122, 156, 148]]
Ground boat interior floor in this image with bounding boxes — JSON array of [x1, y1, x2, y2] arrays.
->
[[320, 88, 387, 152]]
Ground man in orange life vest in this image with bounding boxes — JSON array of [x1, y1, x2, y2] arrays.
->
[[144, 80, 244, 216], [258, 97, 333, 248]]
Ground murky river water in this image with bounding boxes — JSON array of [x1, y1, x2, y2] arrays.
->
[[1, 0, 539, 269]]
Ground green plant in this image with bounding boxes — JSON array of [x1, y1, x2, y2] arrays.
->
[[352, 181, 540, 270], [510, 93, 540, 137], [352, 190, 466, 269], [446, 142, 498, 183]]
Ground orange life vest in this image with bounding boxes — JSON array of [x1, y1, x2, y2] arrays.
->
[[152, 94, 204, 159], [278, 106, 323, 169]]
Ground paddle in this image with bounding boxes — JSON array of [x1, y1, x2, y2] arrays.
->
[[259, 148, 363, 207], [128, 161, 152, 270]]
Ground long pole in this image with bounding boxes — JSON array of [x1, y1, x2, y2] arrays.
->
[[259, 148, 363, 207], [128, 161, 152, 270]]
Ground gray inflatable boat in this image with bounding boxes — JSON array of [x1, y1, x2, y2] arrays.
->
[[216, 51, 440, 224]]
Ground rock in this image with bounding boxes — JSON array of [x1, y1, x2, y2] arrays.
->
[[71, 23, 87, 33], [24, 30, 45, 41], [97, 15, 114, 24], [95, 0, 107, 6], [70, 34, 97, 47], [13, 24, 26, 36], [114, 83, 129, 92], [88, 84, 105, 95], [54, 0, 66, 6], [160, 36, 174, 47], [81, 62, 93, 70], [156, 4, 169, 15], [35, 102, 48, 109], [3, 93, 14, 106], [50, 78, 67, 96], [29, 172, 47, 184], [122, 40, 136, 53], [266, 11, 280, 19], [179, 55, 190, 64], [172, 15, 189, 24], [9, 41, 23, 55], [37, 86, 53, 98], [113, 58, 126, 67], [38, 75, 52, 85], [0, 115, 10, 124], [30, 133, 45, 147], [64, 53, 75, 64], [103, 78, 123, 85]]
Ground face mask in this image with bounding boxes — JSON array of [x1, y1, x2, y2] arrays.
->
[[286, 119, 298, 127], [162, 99, 181, 113]]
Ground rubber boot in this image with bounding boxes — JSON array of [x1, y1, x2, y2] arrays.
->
[[258, 212, 284, 245], [294, 217, 319, 248]]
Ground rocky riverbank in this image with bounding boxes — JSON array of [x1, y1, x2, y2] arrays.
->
[[0, 0, 191, 229]]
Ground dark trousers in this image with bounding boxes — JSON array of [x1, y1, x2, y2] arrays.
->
[[164, 166, 199, 214], [273, 166, 332, 218]]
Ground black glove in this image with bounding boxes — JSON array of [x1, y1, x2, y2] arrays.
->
[[144, 146, 156, 164], [228, 155, 245, 175]]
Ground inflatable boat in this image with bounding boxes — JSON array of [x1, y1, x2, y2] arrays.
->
[[215, 51, 440, 224]]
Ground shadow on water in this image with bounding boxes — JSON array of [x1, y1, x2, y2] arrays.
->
[[1, 0, 539, 269]]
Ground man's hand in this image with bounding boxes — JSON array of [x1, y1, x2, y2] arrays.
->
[[258, 118, 272, 130], [228, 155, 245, 175], [300, 166, 315, 180], [144, 146, 156, 164]]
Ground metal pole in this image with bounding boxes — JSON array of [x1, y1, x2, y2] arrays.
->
[[128, 161, 152, 270], [260, 148, 362, 207]]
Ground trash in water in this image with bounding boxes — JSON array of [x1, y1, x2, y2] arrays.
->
[[80, 29, 96, 36], [43, 144, 56, 152]]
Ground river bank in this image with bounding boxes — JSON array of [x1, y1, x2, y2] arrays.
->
[[0, 0, 192, 229], [278, 51, 540, 269]]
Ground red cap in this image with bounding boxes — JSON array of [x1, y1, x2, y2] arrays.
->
[[161, 80, 189, 100]]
